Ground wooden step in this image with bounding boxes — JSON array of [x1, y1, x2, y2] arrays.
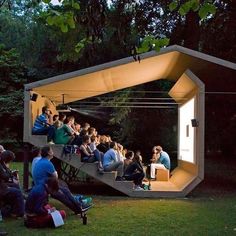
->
[[51, 145, 134, 195]]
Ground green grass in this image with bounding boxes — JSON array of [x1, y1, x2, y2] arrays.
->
[[2, 196, 236, 235], [2, 162, 236, 235]]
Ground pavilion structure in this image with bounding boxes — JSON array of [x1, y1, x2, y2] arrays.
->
[[24, 45, 236, 197]]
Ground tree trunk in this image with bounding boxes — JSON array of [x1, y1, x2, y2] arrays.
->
[[183, 11, 200, 50]]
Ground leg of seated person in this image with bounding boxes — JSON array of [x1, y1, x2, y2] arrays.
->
[[48, 126, 55, 142], [104, 161, 124, 177], [93, 149, 101, 162], [126, 172, 144, 186], [3, 187, 24, 217], [116, 161, 124, 177], [51, 186, 82, 214], [32, 127, 48, 135], [82, 155, 96, 163], [135, 172, 145, 186], [150, 163, 166, 179]]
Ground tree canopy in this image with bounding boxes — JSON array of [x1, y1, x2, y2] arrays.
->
[[0, 0, 235, 155]]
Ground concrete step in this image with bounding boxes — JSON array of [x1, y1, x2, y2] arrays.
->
[[51, 144, 134, 195]]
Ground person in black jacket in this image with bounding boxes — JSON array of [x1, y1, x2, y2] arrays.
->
[[123, 151, 145, 191], [0, 150, 24, 218]]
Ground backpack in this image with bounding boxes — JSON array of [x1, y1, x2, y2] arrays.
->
[[62, 145, 78, 161], [63, 145, 78, 154]]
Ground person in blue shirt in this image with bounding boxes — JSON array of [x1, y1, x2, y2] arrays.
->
[[32, 106, 55, 143], [150, 146, 171, 179], [103, 142, 124, 181], [32, 145, 92, 214], [31, 147, 42, 174], [32, 146, 57, 186]]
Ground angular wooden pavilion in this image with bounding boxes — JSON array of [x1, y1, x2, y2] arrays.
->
[[23, 45, 236, 197]]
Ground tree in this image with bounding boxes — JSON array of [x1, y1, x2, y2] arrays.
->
[[0, 44, 26, 148]]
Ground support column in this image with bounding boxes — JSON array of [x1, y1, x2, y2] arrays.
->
[[23, 143, 30, 191]]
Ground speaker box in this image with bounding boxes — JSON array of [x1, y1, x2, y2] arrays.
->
[[31, 93, 38, 102], [191, 119, 199, 127]]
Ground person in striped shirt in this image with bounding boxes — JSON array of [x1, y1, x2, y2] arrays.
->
[[32, 106, 55, 144]]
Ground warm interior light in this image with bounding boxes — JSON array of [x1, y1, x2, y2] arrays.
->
[[179, 96, 196, 163]]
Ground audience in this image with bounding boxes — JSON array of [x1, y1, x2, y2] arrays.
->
[[33, 112, 173, 192], [0, 150, 24, 218]]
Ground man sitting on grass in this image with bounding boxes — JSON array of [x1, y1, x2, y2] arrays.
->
[[25, 176, 66, 228], [32, 145, 92, 215]]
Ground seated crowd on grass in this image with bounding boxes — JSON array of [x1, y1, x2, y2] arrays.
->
[[0, 106, 171, 230], [0, 145, 93, 229]]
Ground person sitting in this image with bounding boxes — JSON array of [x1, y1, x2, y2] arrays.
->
[[88, 127, 97, 137], [80, 135, 97, 163], [123, 150, 133, 173], [0, 150, 20, 189], [89, 135, 103, 158], [117, 143, 125, 163], [73, 122, 81, 136], [135, 150, 148, 182], [123, 151, 145, 190], [32, 106, 55, 144], [81, 122, 90, 132], [0, 151, 24, 218], [31, 146, 42, 174], [54, 113, 66, 129], [150, 145, 171, 180], [53, 114, 59, 125], [97, 135, 109, 153], [54, 116, 75, 144], [25, 176, 66, 228], [32, 146, 92, 215], [103, 142, 124, 181]]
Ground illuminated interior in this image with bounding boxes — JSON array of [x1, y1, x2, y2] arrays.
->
[[179, 96, 196, 164], [23, 45, 211, 197]]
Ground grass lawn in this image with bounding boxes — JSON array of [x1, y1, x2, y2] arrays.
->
[[2, 196, 236, 236], [1, 161, 236, 235]]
